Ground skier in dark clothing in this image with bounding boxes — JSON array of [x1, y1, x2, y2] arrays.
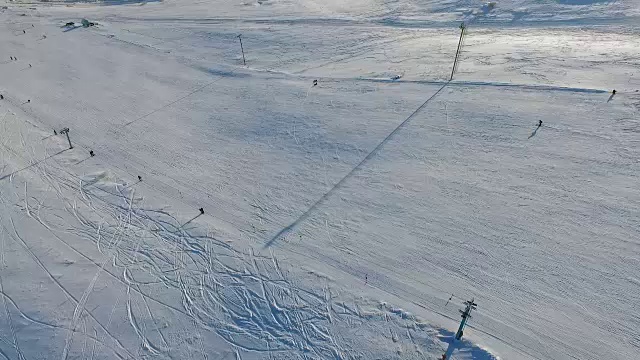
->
[[538, 120, 543, 127]]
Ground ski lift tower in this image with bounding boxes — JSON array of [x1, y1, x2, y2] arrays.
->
[[59, 127, 73, 149], [442, 298, 477, 359], [455, 298, 477, 340]]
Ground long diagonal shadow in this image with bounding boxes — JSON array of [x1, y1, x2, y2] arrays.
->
[[264, 82, 450, 248], [0, 148, 69, 181], [181, 213, 203, 228]]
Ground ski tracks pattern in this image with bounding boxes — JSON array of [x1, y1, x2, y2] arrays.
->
[[0, 111, 441, 359]]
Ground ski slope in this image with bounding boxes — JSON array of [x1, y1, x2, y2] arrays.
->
[[1, 0, 639, 359]]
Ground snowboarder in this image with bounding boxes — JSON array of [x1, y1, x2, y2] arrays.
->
[[199, 207, 204, 215], [89, 150, 94, 157]]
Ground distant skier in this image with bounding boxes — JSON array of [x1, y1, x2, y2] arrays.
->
[[137, 175, 142, 182], [528, 120, 542, 139], [313, 79, 318, 87], [0, 94, 3, 100], [89, 150, 94, 157], [445, 294, 454, 307], [199, 207, 204, 215], [23, 30, 25, 34], [28, 64, 31, 68], [54, 129, 57, 135], [612, 89, 616, 95]]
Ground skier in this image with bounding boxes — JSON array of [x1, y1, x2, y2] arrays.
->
[[137, 175, 142, 182], [313, 79, 318, 87], [89, 150, 94, 157], [612, 89, 616, 95], [538, 120, 543, 127], [199, 207, 204, 215], [28, 64, 31, 68]]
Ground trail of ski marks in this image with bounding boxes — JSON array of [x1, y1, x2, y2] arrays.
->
[[0, 110, 448, 359]]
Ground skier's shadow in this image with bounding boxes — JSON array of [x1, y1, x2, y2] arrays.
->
[[75, 156, 93, 165], [182, 213, 203, 228], [607, 93, 616, 103], [528, 126, 541, 139], [62, 25, 81, 33]]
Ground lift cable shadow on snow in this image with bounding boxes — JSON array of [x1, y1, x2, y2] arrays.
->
[[0, 148, 69, 181], [264, 82, 450, 248], [122, 78, 222, 127]]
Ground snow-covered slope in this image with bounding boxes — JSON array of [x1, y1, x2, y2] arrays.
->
[[0, 0, 638, 359]]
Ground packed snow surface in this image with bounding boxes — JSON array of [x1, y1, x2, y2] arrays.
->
[[0, 0, 639, 359]]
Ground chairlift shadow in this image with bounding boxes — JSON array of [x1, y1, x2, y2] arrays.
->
[[0, 148, 69, 181]]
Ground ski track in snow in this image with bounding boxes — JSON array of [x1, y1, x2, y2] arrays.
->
[[1, 1, 638, 359], [0, 110, 457, 359]]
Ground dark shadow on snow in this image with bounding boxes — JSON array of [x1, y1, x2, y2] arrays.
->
[[0, 148, 68, 181], [528, 126, 541, 139], [436, 328, 498, 360]]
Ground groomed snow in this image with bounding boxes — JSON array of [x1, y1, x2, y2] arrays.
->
[[0, 1, 638, 359]]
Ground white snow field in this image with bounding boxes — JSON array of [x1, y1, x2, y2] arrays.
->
[[1, 0, 639, 359]]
